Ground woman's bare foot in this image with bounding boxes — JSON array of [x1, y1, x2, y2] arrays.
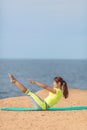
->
[[8, 74, 17, 84]]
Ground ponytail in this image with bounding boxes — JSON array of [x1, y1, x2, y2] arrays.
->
[[62, 81, 69, 99]]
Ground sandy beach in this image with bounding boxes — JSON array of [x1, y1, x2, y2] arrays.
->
[[0, 89, 87, 130]]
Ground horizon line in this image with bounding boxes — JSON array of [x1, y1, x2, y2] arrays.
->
[[0, 58, 86, 60]]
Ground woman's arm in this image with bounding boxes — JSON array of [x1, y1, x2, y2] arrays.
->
[[29, 80, 56, 94]]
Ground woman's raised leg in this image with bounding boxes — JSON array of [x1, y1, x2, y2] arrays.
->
[[8, 74, 47, 110], [8, 74, 27, 93]]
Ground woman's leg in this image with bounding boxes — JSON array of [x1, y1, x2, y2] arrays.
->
[[29, 96, 42, 109], [25, 89, 47, 110], [8, 74, 27, 93], [8, 74, 47, 110]]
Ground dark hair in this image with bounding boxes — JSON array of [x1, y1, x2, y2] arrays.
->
[[54, 77, 69, 99]]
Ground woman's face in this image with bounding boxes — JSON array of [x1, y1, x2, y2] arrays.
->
[[53, 81, 58, 86]]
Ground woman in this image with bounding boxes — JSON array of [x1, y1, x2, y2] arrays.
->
[[8, 74, 69, 110]]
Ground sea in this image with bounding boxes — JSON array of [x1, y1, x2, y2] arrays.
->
[[0, 59, 87, 99]]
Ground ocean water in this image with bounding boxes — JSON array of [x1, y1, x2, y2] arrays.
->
[[0, 59, 87, 99]]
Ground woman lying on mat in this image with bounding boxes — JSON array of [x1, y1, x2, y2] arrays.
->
[[8, 74, 69, 110]]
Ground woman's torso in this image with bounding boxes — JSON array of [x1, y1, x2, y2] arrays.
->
[[44, 88, 62, 107]]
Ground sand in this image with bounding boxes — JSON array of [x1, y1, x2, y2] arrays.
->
[[0, 89, 87, 130]]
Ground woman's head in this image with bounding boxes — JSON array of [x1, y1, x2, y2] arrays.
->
[[54, 77, 69, 99]]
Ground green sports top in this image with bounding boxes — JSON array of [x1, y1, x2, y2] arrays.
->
[[44, 88, 62, 107]]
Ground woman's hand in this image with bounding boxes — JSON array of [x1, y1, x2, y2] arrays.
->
[[29, 80, 36, 84]]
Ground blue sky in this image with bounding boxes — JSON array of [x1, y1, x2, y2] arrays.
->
[[0, 0, 87, 59]]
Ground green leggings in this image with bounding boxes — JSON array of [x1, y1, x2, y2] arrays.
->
[[25, 89, 49, 110]]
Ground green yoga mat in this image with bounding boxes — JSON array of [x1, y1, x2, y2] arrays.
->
[[0, 106, 87, 111]]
